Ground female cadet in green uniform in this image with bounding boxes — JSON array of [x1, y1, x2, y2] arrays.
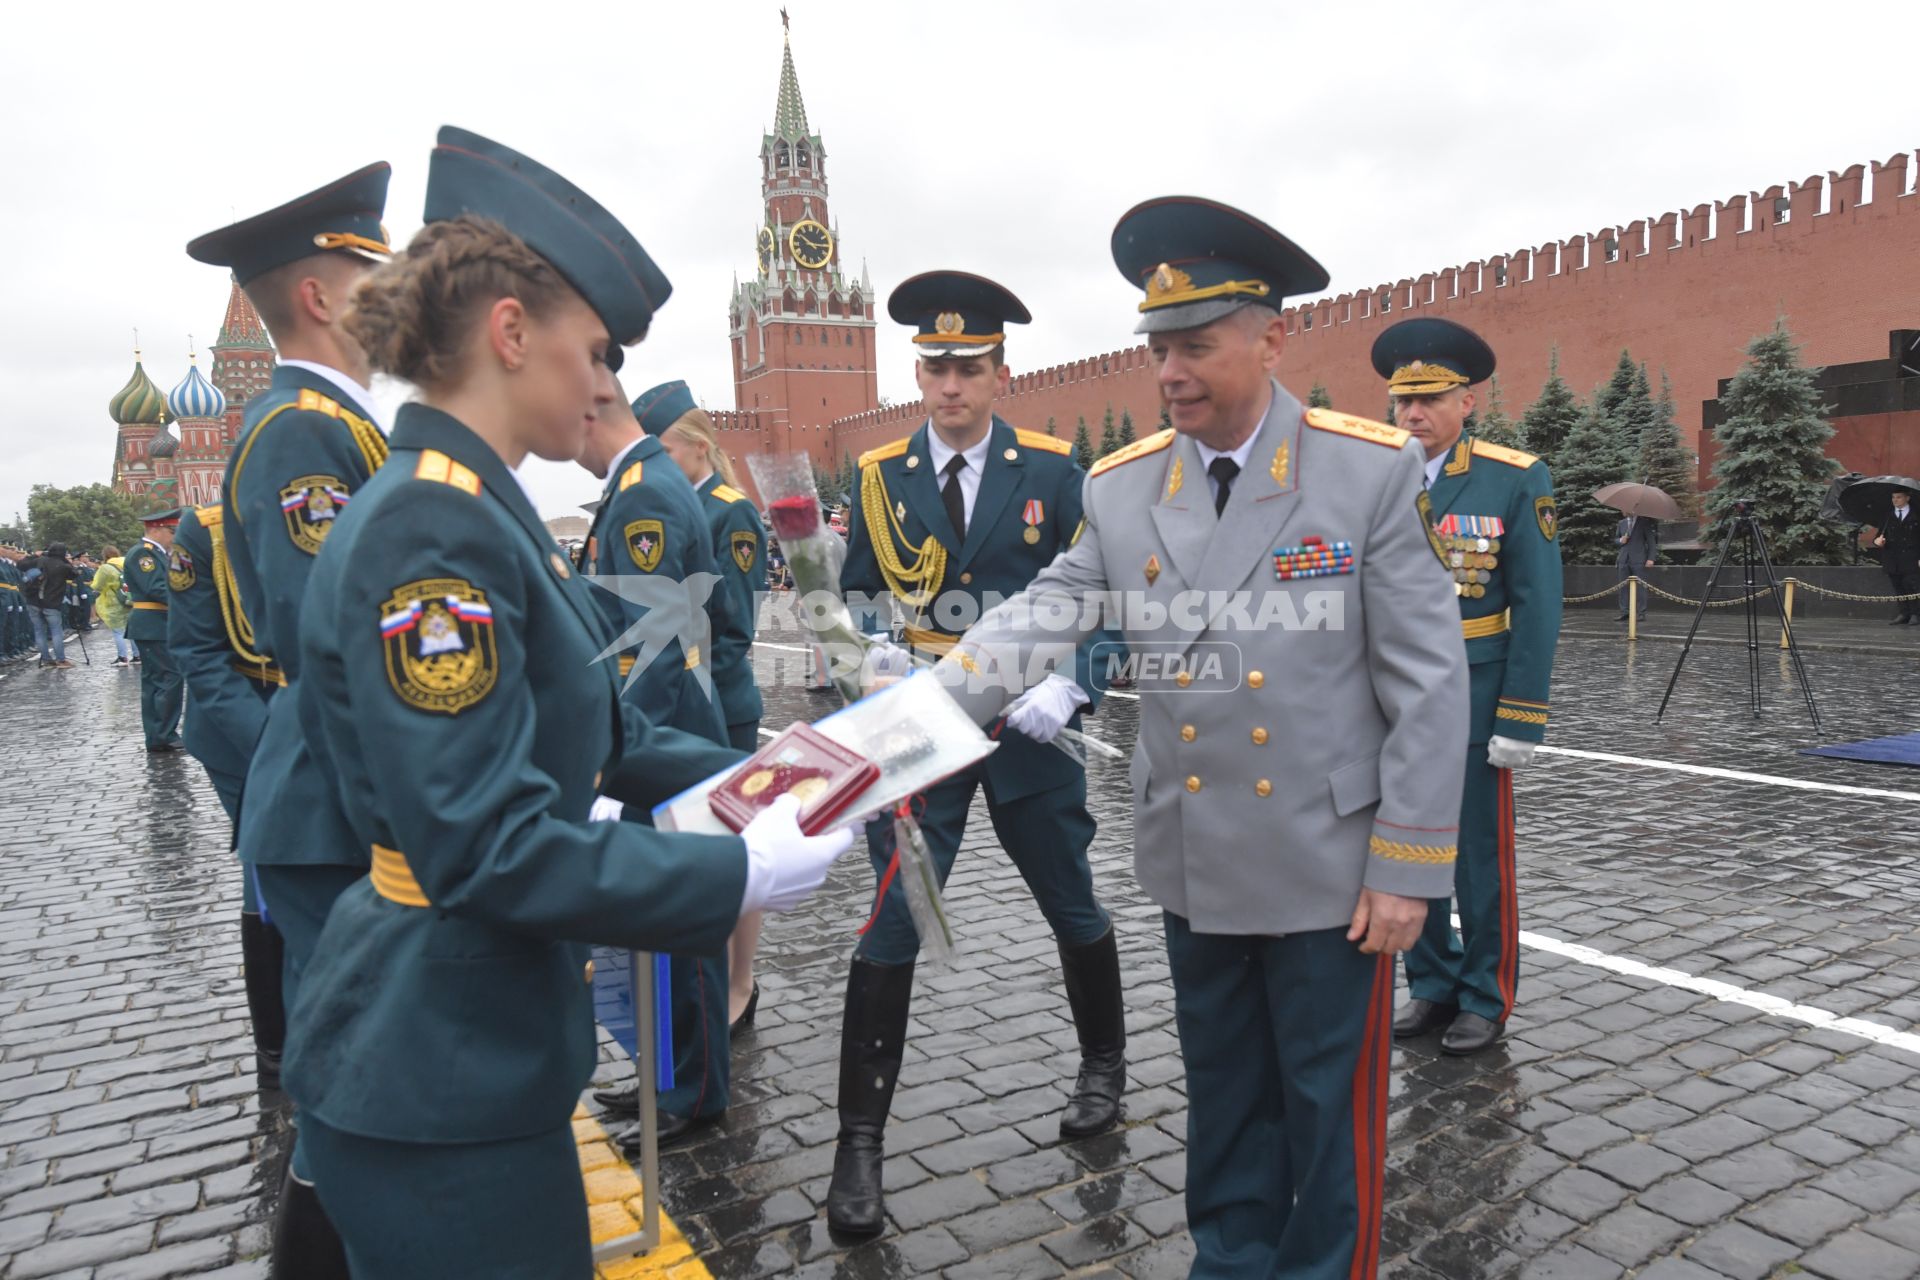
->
[[279, 126, 851, 1279], [647, 383, 772, 1031]]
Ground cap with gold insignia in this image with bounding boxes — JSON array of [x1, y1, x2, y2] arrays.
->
[[888, 271, 1030, 359], [1112, 196, 1329, 334], [187, 163, 393, 286], [1372, 317, 1497, 396], [424, 126, 670, 359], [140, 506, 184, 527], [634, 380, 696, 435]]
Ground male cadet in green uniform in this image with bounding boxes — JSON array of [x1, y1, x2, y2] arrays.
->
[[929, 199, 1470, 1278], [188, 162, 392, 1276], [645, 380, 768, 752], [828, 271, 1125, 1238], [124, 509, 185, 751], [167, 503, 284, 1082], [1375, 317, 1562, 1055], [575, 381, 735, 1149]]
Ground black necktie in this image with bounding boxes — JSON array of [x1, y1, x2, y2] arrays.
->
[[1209, 457, 1240, 517], [942, 454, 968, 541]]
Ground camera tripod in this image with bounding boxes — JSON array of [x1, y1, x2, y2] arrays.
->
[[1656, 501, 1820, 729]]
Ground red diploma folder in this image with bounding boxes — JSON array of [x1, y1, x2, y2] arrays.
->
[[709, 723, 881, 835]]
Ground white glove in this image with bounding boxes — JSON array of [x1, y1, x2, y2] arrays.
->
[[588, 795, 625, 823], [1003, 673, 1090, 745], [739, 794, 855, 914], [860, 633, 915, 691], [1487, 735, 1538, 770]]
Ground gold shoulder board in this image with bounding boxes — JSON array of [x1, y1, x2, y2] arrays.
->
[[196, 504, 223, 527], [414, 449, 483, 496], [858, 438, 912, 469], [618, 460, 646, 491], [1014, 429, 1072, 456], [295, 388, 344, 420], [1089, 429, 1175, 478], [1304, 408, 1409, 449], [1471, 439, 1541, 469], [709, 483, 749, 504]]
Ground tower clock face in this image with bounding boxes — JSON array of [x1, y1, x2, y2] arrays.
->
[[756, 226, 774, 275], [789, 219, 833, 270]]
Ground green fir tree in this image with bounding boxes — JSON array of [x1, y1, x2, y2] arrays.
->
[[1593, 349, 1639, 426], [1308, 382, 1333, 409], [1117, 409, 1136, 449], [1097, 406, 1118, 458], [1615, 363, 1658, 463], [1472, 375, 1523, 448], [1045, 415, 1058, 437], [1158, 406, 1172, 432], [1551, 397, 1635, 564], [1703, 320, 1844, 563], [840, 451, 857, 500], [1071, 416, 1094, 471], [1637, 370, 1700, 518], [1518, 350, 1580, 468]]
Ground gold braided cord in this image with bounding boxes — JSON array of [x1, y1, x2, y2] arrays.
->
[[343, 409, 389, 473], [859, 465, 947, 611], [1369, 835, 1456, 866], [207, 518, 276, 671], [1495, 706, 1549, 726]]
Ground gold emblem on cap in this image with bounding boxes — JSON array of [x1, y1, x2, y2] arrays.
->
[[1151, 263, 1187, 297], [935, 312, 964, 336]]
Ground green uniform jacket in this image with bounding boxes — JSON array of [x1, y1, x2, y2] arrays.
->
[[580, 435, 728, 745], [122, 537, 172, 643], [281, 403, 750, 1144], [697, 472, 766, 731], [222, 365, 387, 869], [843, 417, 1101, 804], [1423, 437, 1563, 744], [168, 507, 272, 813]]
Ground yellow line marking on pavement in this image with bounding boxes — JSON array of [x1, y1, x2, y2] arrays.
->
[[1537, 745, 1920, 803], [574, 1105, 714, 1279]]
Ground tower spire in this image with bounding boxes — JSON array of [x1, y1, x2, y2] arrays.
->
[[773, 13, 810, 140]]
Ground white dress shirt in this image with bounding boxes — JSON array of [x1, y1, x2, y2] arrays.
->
[[924, 423, 993, 527], [1422, 449, 1448, 490], [278, 359, 383, 432], [1194, 421, 1266, 509]]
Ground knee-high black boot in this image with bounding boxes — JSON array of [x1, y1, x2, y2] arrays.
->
[[1058, 927, 1127, 1139], [241, 912, 286, 1087], [826, 959, 915, 1236], [270, 1165, 351, 1279]]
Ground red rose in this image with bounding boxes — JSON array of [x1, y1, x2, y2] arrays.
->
[[768, 496, 821, 541]]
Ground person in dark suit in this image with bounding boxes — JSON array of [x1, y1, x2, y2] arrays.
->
[[1615, 514, 1659, 619], [1872, 488, 1920, 623]]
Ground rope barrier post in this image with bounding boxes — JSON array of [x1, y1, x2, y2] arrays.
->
[[1628, 578, 1639, 641], [1779, 578, 1796, 650]]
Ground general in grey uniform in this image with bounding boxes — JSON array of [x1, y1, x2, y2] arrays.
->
[[935, 197, 1469, 1279]]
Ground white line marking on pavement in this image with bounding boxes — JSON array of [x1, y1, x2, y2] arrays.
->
[[1538, 745, 1920, 803], [1506, 922, 1920, 1058], [751, 641, 814, 654]]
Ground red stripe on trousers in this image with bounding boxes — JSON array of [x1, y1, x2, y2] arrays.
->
[[1349, 954, 1390, 1280], [1496, 768, 1518, 1021]]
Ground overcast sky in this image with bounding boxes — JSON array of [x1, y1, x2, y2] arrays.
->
[[1, 0, 1906, 528]]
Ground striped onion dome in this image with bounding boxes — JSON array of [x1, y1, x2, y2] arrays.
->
[[167, 358, 226, 421], [147, 426, 180, 458], [108, 356, 168, 424]]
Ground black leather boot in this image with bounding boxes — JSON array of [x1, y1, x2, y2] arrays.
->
[[1057, 928, 1127, 1138], [826, 959, 915, 1237], [240, 912, 286, 1087], [269, 1165, 351, 1279]]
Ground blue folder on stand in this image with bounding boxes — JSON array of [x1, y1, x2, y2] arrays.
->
[[591, 947, 674, 1091]]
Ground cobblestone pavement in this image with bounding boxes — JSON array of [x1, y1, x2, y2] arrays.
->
[[4, 615, 1920, 1279]]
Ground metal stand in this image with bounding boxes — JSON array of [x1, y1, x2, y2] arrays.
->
[[590, 950, 660, 1263], [1656, 503, 1820, 729]]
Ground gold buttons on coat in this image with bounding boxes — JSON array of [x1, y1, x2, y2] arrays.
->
[[1186, 776, 1202, 793], [584, 959, 596, 984], [960, 572, 973, 585], [1175, 671, 1192, 688], [1255, 779, 1273, 798], [1180, 725, 1196, 742], [550, 553, 572, 579], [1247, 670, 1264, 689], [594, 771, 602, 789], [1251, 728, 1269, 745], [1003, 448, 1018, 461]]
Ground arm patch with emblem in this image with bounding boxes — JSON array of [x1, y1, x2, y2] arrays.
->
[[624, 520, 665, 572], [1416, 490, 1449, 567], [280, 475, 351, 555], [1534, 495, 1558, 541], [380, 578, 498, 714], [729, 529, 758, 574], [167, 547, 195, 592]]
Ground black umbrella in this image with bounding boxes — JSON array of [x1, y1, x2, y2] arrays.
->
[[1820, 472, 1865, 522], [1838, 476, 1920, 526]]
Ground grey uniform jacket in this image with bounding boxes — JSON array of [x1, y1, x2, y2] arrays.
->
[[941, 381, 1469, 935]]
